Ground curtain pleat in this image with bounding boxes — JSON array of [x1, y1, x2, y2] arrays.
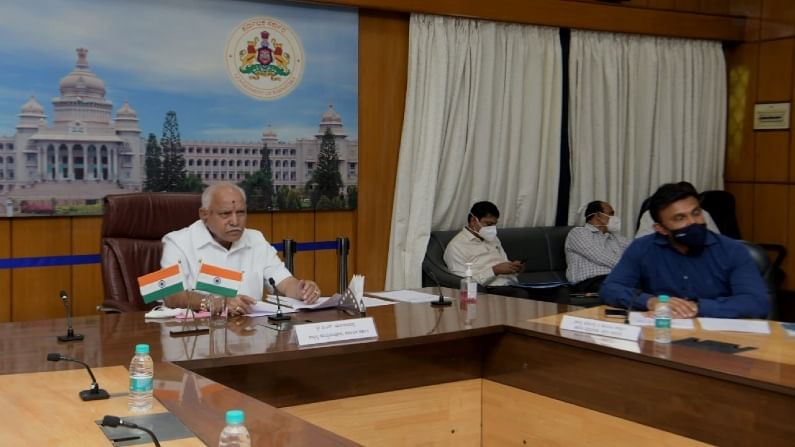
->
[[386, 14, 562, 289]]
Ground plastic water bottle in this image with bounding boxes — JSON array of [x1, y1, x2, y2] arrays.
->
[[654, 295, 672, 344], [459, 262, 477, 304], [128, 343, 154, 413], [219, 410, 251, 447]]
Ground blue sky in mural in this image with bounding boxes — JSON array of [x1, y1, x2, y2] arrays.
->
[[0, 0, 358, 142]]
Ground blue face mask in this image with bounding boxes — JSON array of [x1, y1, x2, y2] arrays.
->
[[670, 223, 708, 255]]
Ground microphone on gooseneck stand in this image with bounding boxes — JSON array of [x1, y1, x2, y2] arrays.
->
[[267, 277, 291, 322], [101, 415, 162, 447], [427, 271, 452, 307], [47, 353, 109, 401], [57, 290, 84, 342], [625, 288, 641, 325]]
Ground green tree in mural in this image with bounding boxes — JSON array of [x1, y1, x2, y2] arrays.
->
[[307, 127, 344, 208], [346, 185, 357, 209], [239, 144, 274, 210], [159, 111, 192, 191], [143, 133, 163, 192], [285, 187, 302, 210], [183, 173, 205, 193]]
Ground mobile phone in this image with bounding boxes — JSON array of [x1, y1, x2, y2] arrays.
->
[[169, 326, 209, 336], [604, 308, 628, 318]]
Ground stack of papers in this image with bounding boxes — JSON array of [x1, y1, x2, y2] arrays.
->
[[264, 294, 396, 311], [697, 318, 771, 334], [628, 312, 695, 329], [246, 301, 298, 317]]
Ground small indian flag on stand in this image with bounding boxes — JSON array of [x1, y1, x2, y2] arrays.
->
[[196, 263, 242, 298], [138, 264, 184, 304]]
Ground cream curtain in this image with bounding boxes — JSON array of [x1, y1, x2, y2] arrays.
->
[[567, 31, 726, 234], [386, 14, 562, 289]]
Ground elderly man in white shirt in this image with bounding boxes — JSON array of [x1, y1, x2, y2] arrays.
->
[[443, 201, 528, 298], [565, 200, 630, 293], [161, 182, 321, 315]]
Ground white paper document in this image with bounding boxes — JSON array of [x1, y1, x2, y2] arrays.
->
[[697, 318, 771, 334], [628, 312, 695, 329], [361, 296, 396, 307], [368, 290, 448, 303], [266, 295, 342, 310], [246, 301, 298, 317]]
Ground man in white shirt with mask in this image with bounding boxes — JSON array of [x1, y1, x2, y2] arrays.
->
[[443, 201, 527, 297], [565, 200, 630, 293]]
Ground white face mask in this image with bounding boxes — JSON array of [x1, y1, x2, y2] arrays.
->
[[479, 225, 498, 242], [606, 215, 621, 233]]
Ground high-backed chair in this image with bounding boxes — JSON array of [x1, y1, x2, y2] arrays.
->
[[699, 190, 741, 239], [101, 192, 202, 312], [739, 240, 782, 320]]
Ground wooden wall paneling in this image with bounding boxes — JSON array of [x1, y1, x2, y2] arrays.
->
[[481, 380, 707, 446], [752, 184, 789, 245], [283, 379, 482, 446], [313, 0, 746, 41], [724, 182, 756, 239], [246, 212, 273, 241], [696, 0, 731, 16], [356, 10, 409, 291], [314, 210, 355, 294], [647, 0, 676, 10], [726, 43, 759, 182], [729, 0, 762, 18], [754, 131, 790, 181], [760, 0, 795, 40], [756, 38, 794, 102], [271, 211, 315, 282], [11, 218, 72, 321], [0, 220, 9, 322], [70, 216, 103, 317], [785, 185, 795, 290]]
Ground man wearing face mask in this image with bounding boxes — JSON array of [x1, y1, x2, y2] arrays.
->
[[565, 201, 630, 293], [600, 183, 768, 319], [443, 201, 528, 297]]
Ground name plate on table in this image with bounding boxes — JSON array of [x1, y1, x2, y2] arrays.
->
[[295, 317, 378, 346], [560, 315, 642, 341]]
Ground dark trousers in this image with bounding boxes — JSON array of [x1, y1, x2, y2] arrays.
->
[[572, 275, 608, 294]]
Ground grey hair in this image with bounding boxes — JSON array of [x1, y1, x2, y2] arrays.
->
[[201, 182, 247, 209]]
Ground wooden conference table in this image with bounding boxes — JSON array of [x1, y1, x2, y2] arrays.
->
[[1, 290, 794, 446]]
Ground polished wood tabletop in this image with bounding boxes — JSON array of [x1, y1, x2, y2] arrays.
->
[[0, 366, 203, 446], [2, 290, 794, 446]]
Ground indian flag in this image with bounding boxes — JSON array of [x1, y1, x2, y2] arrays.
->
[[138, 264, 184, 304], [195, 263, 242, 298]]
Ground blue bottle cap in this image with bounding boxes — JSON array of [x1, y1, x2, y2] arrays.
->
[[658, 294, 670, 303], [226, 409, 245, 425], [135, 344, 150, 354]]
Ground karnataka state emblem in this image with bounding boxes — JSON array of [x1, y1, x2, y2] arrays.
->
[[225, 16, 305, 100]]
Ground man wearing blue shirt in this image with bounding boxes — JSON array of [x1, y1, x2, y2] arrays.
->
[[600, 183, 768, 319]]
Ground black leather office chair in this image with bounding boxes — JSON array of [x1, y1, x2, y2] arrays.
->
[[699, 190, 741, 239], [739, 240, 780, 320], [100, 192, 202, 312]]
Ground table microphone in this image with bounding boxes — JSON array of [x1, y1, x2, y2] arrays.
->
[[101, 415, 162, 447], [267, 277, 291, 322], [57, 290, 84, 342], [427, 271, 452, 307], [46, 353, 109, 401], [625, 288, 641, 324]]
